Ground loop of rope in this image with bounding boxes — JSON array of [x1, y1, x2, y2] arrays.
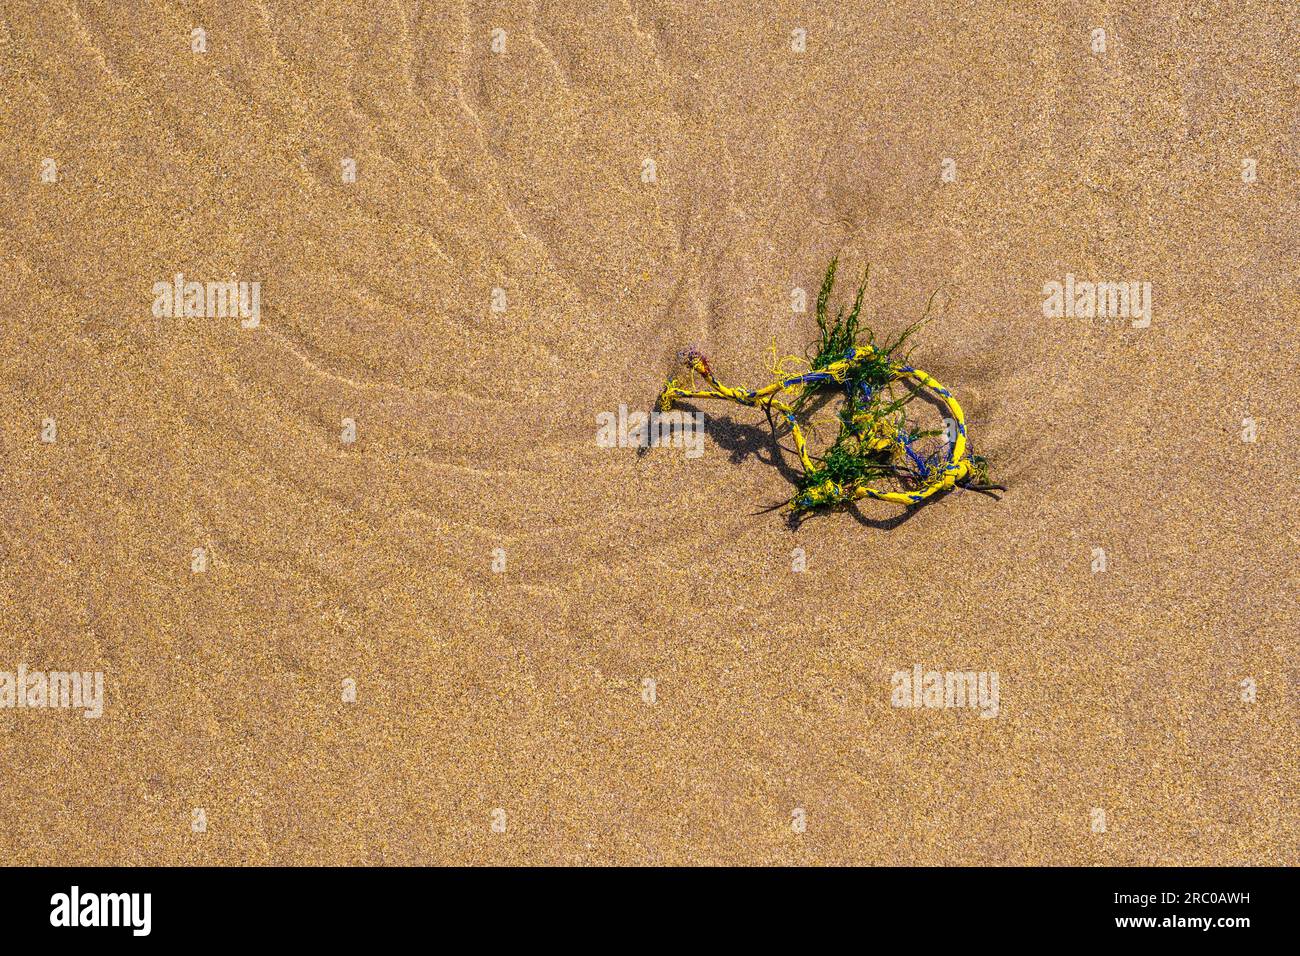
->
[[657, 343, 982, 512]]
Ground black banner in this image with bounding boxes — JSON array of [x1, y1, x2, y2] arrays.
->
[[0, 866, 1280, 942]]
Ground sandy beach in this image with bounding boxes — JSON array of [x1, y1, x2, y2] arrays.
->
[[0, 1, 1295, 864]]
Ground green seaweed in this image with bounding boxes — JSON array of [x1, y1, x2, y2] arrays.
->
[[789, 260, 962, 513]]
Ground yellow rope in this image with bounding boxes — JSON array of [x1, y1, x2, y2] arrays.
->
[[658, 345, 977, 510]]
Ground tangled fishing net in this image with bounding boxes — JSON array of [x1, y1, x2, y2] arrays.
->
[[656, 259, 1000, 515]]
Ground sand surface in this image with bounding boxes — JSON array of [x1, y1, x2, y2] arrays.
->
[[0, 1, 1295, 864]]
